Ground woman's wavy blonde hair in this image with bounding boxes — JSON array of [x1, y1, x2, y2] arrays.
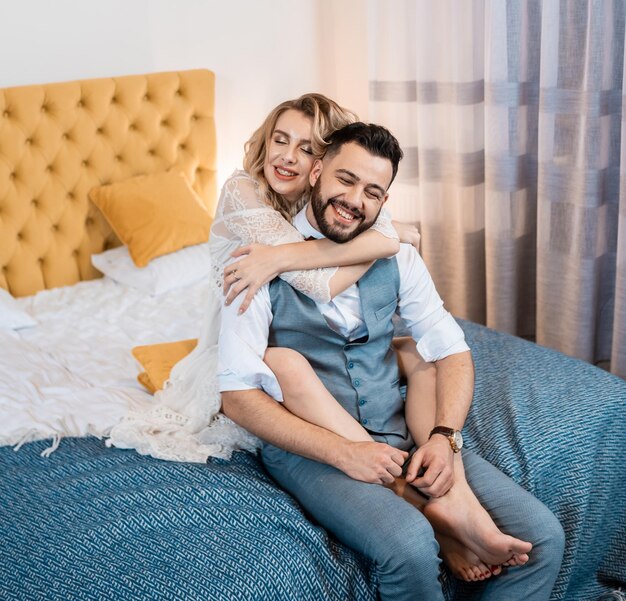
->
[[243, 93, 357, 220]]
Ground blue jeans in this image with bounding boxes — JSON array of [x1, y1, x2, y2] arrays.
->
[[261, 446, 565, 601]]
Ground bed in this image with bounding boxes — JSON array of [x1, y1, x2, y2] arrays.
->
[[1, 70, 625, 601]]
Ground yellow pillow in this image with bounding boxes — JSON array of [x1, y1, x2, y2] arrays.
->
[[137, 371, 157, 394], [89, 172, 212, 267], [132, 339, 198, 392]]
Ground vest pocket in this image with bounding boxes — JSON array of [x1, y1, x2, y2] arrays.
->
[[374, 299, 397, 321]]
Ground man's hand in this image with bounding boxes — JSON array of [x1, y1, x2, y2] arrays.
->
[[335, 440, 408, 485], [404, 436, 454, 497]]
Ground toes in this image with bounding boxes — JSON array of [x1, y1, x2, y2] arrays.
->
[[511, 539, 533, 554]]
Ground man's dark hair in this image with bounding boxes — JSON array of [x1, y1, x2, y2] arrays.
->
[[324, 122, 404, 186]]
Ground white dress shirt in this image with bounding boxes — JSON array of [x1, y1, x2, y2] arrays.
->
[[218, 206, 470, 400]]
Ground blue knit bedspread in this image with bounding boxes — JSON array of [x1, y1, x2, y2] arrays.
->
[[1, 321, 624, 601]]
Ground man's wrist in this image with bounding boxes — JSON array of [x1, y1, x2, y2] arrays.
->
[[429, 426, 464, 453], [327, 437, 352, 473]]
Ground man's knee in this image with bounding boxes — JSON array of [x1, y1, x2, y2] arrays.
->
[[526, 503, 566, 566], [373, 517, 441, 581]]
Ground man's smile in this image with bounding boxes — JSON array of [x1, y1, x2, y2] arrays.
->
[[328, 199, 363, 226]]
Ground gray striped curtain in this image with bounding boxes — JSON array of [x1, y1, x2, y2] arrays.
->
[[369, 0, 626, 378]]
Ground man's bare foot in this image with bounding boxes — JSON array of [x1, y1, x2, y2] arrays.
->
[[437, 533, 502, 582], [422, 477, 532, 566]]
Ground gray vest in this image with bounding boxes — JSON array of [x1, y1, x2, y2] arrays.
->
[[269, 258, 413, 451]]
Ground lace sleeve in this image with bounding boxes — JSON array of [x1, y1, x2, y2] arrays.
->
[[370, 207, 399, 240], [214, 171, 335, 303]]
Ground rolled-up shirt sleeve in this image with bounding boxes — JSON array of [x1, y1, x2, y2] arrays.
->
[[396, 245, 470, 362], [217, 282, 284, 401]]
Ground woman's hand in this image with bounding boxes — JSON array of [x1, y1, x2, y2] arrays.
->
[[223, 244, 286, 313], [393, 221, 421, 252]]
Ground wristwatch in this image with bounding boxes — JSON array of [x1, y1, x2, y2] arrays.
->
[[429, 426, 463, 453]]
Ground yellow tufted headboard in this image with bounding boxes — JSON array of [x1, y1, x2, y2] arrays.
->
[[0, 69, 216, 297]]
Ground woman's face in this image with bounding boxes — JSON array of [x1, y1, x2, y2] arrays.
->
[[263, 109, 315, 203]]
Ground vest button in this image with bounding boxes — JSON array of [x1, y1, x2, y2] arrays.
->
[[361, 418, 368, 425], [353, 378, 360, 387], [359, 399, 367, 406], [347, 361, 354, 369]]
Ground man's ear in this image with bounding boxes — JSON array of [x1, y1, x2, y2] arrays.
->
[[381, 193, 389, 206], [309, 159, 323, 187]]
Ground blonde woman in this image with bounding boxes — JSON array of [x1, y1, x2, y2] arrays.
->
[[109, 93, 406, 462]]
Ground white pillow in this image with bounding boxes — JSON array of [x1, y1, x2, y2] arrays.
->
[[91, 242, 213, 296], [0, 288, 37, 329]]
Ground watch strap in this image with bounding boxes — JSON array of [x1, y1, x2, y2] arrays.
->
[[429, 426, 455, 438], [429, 426, 462, 453]]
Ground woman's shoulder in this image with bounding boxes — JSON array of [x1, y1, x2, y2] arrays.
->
[[224, 169, 260, 190], [218, 169, 266, 213]]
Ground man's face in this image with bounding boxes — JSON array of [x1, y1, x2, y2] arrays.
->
[[308, 142, 392, 243]]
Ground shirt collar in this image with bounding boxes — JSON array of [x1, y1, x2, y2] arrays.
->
[[293, 205, 325, 240]]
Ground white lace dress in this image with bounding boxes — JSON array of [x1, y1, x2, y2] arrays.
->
[[107, 170, 398, 462]]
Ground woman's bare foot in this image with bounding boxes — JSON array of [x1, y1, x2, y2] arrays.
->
[[388, 478, 504, 582], [437, 533, 502, 582], [423, 476, 532, 566]]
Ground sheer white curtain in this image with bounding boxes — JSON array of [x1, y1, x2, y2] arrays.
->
[[369, 0, 626, 378]]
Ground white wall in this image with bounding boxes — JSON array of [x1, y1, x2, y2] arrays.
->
[[1, 0, 370, 188]]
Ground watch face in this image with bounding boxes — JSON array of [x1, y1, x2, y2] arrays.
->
[[453, 431, 463, 450]]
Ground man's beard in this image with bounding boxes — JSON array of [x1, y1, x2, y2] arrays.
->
[[310, 179, 381, 243]]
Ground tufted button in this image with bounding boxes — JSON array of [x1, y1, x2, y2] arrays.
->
[[161, 119, 169, 127], [62, 133, 69, 140], [148, 149, 155, 156], [72, 249, 79, 257], [45, 165, 52, 173], [77, 100, 84, 108], [67, 191, 75, 199], [86, 217, 94, 225], [2, 110, 9, 118], [25, 138, 32, 145], [179, 143, 186, 151], [31, 199, 38, 207], [191, 114, 198, 121], [52, 224, 59, 231], [175, 89, 182, 96], [16, 232, 23, 240], [129, 123, 136, 131], [38, 257, 44, 265], [41, 104, 48, 113], [111, 96, 117, 104], [9, 172, 15, 180], [115, 155, 121, 162], [96, 127, 103, 134], [81, 160, 89, 167], [143, 93, 150, 101]]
